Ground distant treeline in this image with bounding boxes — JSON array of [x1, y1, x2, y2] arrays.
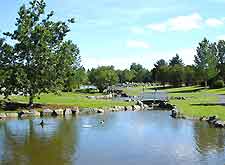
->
[[66, 38, 225, 92]]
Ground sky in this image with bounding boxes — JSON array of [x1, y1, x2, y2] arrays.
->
[[0, 0, 225, 69]]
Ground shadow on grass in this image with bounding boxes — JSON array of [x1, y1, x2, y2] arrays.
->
[[0, 101, 43, 111], [147, 86, 178, 90], [0, 100, 79, 111], [191, 103, 225, 106], [169, 87, 205, 93], [75, 89, 100, 94]]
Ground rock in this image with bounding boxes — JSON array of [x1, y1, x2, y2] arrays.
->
[[207, 115, 218, 124], [96, 109, 104, 113], [171, 109, 178, 118], [18, 110, 39, 118], [64, 108, 73, 116], [0, 113, 7, 119], [125, 106, 133, 111], [5, 112, 18, 118], [214, 120, 225, 128], [41, 109, 53, 117], [71, 107, 79, 115], [199, 116, 207, 121], [132, 105, 141, 111], [143, 104, 149, 109], [54, 109, 64, 116]]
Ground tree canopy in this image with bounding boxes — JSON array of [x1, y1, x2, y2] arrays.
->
[[0, 0, 80, 105]]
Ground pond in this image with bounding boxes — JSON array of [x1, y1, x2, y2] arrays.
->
[[0, 111, 224, 165]]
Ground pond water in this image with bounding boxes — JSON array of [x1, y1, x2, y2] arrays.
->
[[0, 111, 224, 165]]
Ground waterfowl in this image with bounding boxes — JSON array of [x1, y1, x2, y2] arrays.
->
[[99, 120, 104, 124], [40, 120, 45, 126]]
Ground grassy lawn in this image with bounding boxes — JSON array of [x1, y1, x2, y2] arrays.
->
[[124, 85, 225, 120], [164, 86, 225, 120], [123, 86, 154, 96], [0, 92, 133, 111]]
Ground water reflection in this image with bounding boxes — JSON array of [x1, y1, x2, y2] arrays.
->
[[0, 112, 224, 165], [0, 118, 78, 165]]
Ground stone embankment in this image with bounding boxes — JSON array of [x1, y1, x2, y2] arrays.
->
[[170, 106, 225, 128], [0, 102, 149, 120]]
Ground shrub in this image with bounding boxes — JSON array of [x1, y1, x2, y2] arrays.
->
[[211, 80, 224, 89]]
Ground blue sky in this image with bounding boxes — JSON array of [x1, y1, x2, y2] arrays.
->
[[0, 0, 225, 69]]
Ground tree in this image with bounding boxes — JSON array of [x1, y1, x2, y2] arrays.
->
[[0, 0, 80, 105], [117, 69, 134, 83], [169, 54, 184, 66], [155, 65, 169, 86], [217, 40, 225, 80], [130, 63, 151, 82], [64, 67, 88, 92], [88, 66, 118, 93], [194, 38, 218, 87], [184, 65, 196, 86], [152, 59, 168, 83], [168, 65, 185, 87], [154, 59, 167, 68]]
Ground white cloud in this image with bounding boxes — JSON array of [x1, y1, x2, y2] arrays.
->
[[146, 13, 203, 32], [130, 27, 145, 34], [205, 18, 224, 27], [126, 40, 150, 49], [168, 13, 203, 31]]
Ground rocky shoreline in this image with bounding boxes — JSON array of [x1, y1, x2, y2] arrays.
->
[[1, 101, 224, 129], [0, 101, 149, 120], [170, 106, 225, 128]]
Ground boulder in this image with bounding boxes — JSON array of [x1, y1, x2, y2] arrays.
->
[[214, 120, 225, 128], [171, 109, 178, 118], [0, 113, 7, 119], [207, 115, 218, 124], [132, 105, 141, 111], [41, 109, 53, 116], [5, 112, 18, 118], [54, 109, 64, 116], [199, 116, 207, 121], [125, 106, 133, 111], [18, 110, 39, 118], [64, 108, 73, 116], [96, 109, 104, 113], [71, 107, 79, 115]]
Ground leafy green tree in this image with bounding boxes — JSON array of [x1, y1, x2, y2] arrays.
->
[[156, 65, 169, 86], [88, 66, 118, 93], [117, 69, 134, 83], [152, 59, 168, 83], [184, 65, 196, 86], [217, 40, 225, 80], [154, 59, 168, 68], [194, 38, 218, 87], [64, 67, 88, 92], [169, 54, 184, 66], [130, 63, 151, 82], [0, 0, 80, 105], [168, 65, 185, 87]]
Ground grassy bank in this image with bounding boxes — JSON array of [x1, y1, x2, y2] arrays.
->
[[123, 86, 154, 96], [123, 85, 225, 120], [165, 86, 225, 120], [0, 92, 133, 111]]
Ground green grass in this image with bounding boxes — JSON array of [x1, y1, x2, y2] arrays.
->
[[124, 85, 225, 120], [0, 92, 133, 111], [162, 86, 225, 120], [123, 86, 154, 96]]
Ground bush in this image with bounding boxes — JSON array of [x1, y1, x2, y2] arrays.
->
[[211, 80, 224, 89]]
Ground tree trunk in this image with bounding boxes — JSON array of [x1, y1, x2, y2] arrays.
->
[[204, 80, 208, 88], [29, 95, 34, 108]]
